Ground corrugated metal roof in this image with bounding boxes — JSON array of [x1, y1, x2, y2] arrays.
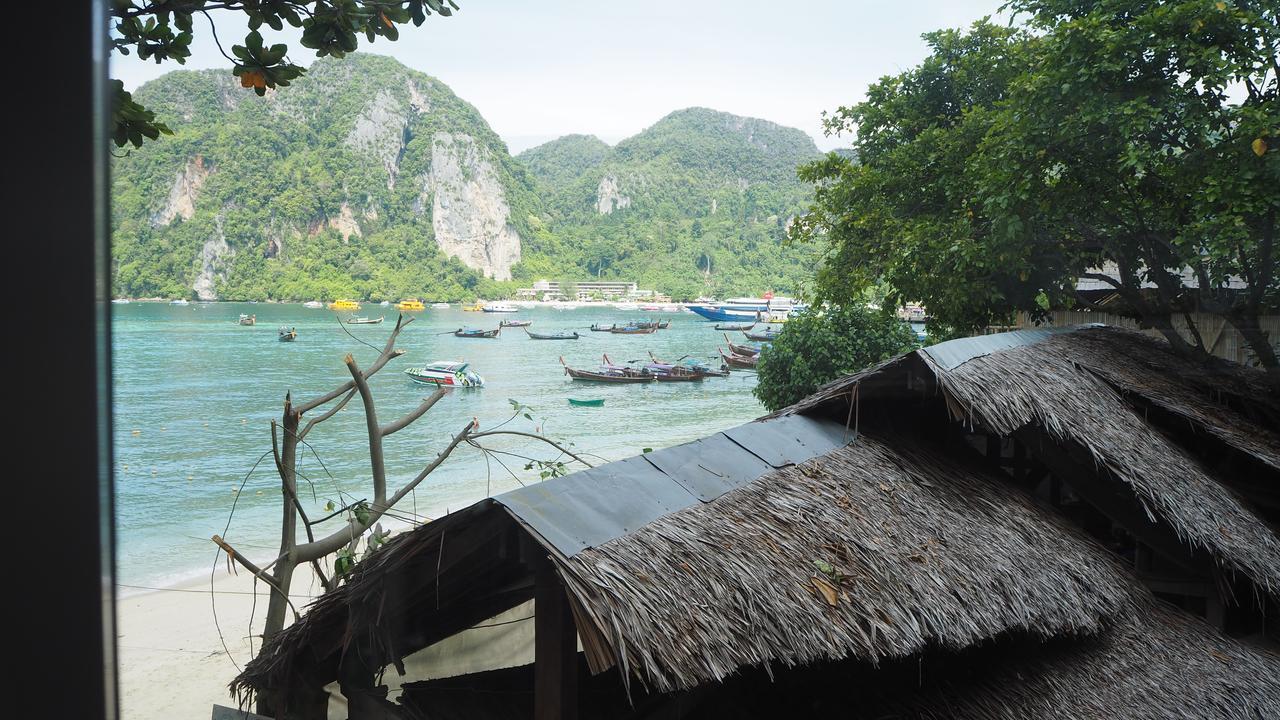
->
[[495, 415, 850, 557], [922, 325, 1103, 371]]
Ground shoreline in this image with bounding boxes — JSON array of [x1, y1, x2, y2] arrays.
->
[[112, 298, 694, 307]]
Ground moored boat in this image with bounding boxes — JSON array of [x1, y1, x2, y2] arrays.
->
[[169, 298, 190, 305], [589, 323, 615, 332], [346, 315, 385, 325], [610, 325, 657, 335], [462, 301, 486, 312], [404, 360, 485, 388], [724, 334, 761, 356], [431, 302, 450, 309], [396, 299, 425, 311], [567, 398, 605, 407], [303, 300, 324, 309], [239, 313, 256, 326], [648, 351, 730, 378], [500, 319, 533, 327], [687, 295, 804, 322], [455, 326, 501, 338], [525, 328, 579, 340], [482, 302, 519, 313], [278, 327, 298, 342], [560, 356, 654, 383], [719, 347, 757, 369], [743, 329, 781, 342], [328, 299, 360, 311]]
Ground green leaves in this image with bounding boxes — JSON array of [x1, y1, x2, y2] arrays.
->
[[110, 1, 463, 145], [798, 2, 1279, 364], [754, 306, 919, 411], [111, 80, 173, 148]]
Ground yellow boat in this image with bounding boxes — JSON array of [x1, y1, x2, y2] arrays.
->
[[328, 299, 361, 311], [396, 299, 426, 311], [462, 301, 485, 312]]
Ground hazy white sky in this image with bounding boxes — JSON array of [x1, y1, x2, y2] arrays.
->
[[113, 1, 1007, 154]]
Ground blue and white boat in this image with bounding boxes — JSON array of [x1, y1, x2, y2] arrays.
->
[[687, 296, 803, 322]]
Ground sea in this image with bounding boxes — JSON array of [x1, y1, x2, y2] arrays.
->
[[111, 302, 766, 591]]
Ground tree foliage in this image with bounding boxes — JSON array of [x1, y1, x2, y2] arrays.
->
[[792, 2, 1279, 369], [110, 0, 459, 147], [517, 108, 825, 300], [753, 306, 919, 412]]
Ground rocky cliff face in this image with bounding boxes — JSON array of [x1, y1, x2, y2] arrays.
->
[[344, 86, 426, 190], [152, 155, 212, 227], [595, 175, 631, 215], [193, 213, 233, 301], [422, 132, 522, 280]]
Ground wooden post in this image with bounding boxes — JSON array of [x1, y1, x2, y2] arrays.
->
[[535, 563, 578, 720]]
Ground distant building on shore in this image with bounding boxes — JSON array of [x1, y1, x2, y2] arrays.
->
[[515, 279, 656, 302]]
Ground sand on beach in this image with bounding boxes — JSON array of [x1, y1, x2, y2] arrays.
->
[[117, 561, 537, 719], [116, 565, 328, 720]]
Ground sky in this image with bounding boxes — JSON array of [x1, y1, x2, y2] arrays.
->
[[112, 1, 1008, 154]]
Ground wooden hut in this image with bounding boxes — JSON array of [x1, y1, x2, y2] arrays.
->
[[231, 325, 1279, 719]]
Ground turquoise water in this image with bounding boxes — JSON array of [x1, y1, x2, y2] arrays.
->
[[112, 302, 764, 588]]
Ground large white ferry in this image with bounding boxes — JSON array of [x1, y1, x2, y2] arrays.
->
[[687, 295, 804, 322]]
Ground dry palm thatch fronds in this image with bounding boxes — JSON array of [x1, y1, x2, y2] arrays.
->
[[923, 328, 1280, 593], [553, 434, 1141, 694]]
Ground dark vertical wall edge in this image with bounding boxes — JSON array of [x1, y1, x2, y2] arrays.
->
[[12, 2, 116, 718]]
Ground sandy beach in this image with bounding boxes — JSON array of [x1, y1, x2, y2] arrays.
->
[[117, 566, 328, 719]]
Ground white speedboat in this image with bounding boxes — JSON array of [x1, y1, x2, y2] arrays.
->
[[169, 298, 189, 306], [431, 302, 450, 309], [481, 302, 519, 313], [111, 298, 130, 305], [613, 302, 639, 311], [303, 300, 323, 309], [404, 361, 485, 388]]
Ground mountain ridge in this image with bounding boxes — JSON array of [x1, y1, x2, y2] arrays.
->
[[112, 54, 822, 301]]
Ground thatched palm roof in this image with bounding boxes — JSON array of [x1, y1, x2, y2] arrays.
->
[[556, 434, 1138, 694], [782, 325, 1280, 593]]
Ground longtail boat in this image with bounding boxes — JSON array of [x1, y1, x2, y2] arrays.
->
[[278, 327, 298, 342], [633, 320, 670, 330], [560, 356, 654, 383], [238, 313, 256, 326], [568, 398, 605, 407], [647, 350, 730, 378], [455, 326, 501, 338], [525, 328, 579, 340], [724, 333, 762, 356], [589, 324, 615, 332], [346, 315, 385, 325], [610, 325, 657, 335], [743, 329, 781, 342], [714, 321, 755, 331], [719, 347, 758, 369], [500, 319, 533, 327], [601, 353, 699, 382]]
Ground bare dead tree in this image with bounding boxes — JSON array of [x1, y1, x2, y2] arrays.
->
[[210, 314, 591, 668]]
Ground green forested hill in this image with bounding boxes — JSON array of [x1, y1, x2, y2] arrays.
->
[[112, 55, 823, 301], [112, 53, 541, 301], [517, 108, 823, 299]]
